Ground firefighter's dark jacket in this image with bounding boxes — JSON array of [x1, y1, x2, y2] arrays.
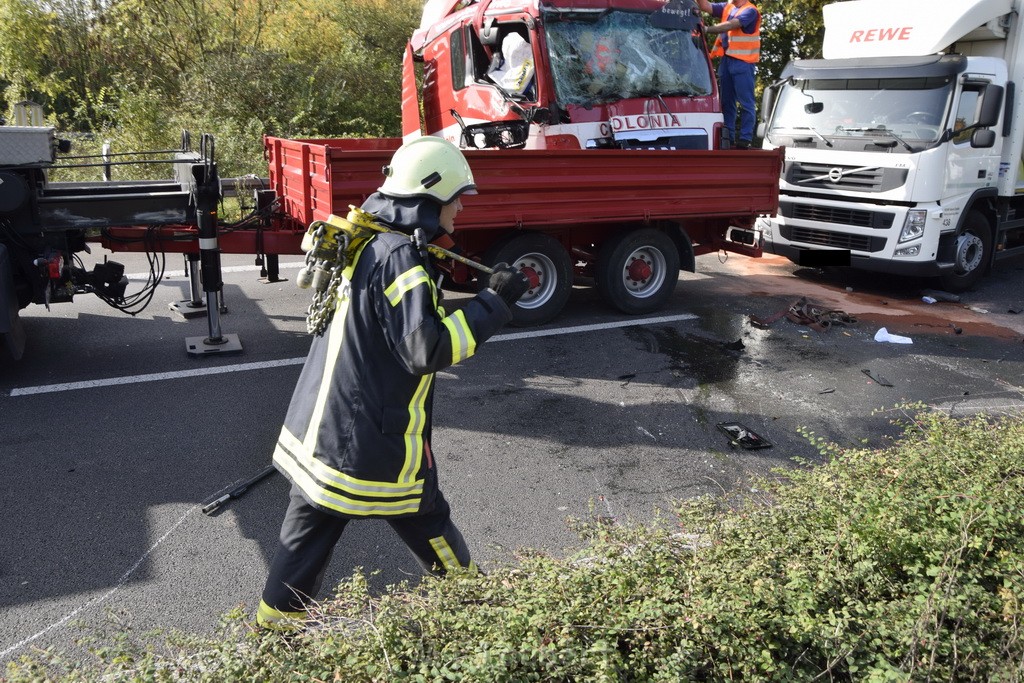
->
[[273, 193, 512, 518]]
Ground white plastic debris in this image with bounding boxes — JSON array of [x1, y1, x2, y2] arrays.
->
[[874, 327, 913, 344]]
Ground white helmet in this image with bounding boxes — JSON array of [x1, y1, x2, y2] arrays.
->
[[379, 136, 478, 204]]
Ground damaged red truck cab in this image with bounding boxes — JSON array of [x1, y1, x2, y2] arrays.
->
[[407, 0, 725, 150]]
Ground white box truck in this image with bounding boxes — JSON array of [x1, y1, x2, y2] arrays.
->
[[757, 0, 1024, 291]]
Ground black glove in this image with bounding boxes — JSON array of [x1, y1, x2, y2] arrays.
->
[[487, 262, 530, 308]]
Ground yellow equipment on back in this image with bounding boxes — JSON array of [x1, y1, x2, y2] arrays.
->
[[297, 205, 493, 335]]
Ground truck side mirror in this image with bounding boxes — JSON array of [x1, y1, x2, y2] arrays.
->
[[977, 84, 1004, 128], [760, 85, 779, 124], [971, 128, 996, 148]]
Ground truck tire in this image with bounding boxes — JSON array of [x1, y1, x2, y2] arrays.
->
[[484, 232, 573, 326], [936, 211, 992, 293], [595, 228, 680, 315]]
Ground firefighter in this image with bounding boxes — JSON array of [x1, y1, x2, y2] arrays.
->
[[257, 136, 530, 627]]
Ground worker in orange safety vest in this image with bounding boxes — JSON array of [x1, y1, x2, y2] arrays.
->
[[697, 0, 761, 149]]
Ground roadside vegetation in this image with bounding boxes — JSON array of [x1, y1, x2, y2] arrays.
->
[[7, 407, 1022, 681]]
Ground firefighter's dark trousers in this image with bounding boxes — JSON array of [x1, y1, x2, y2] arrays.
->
[[257, 484, 472, 625]]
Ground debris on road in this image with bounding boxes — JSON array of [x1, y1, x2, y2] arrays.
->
[[716, 422, 772, 450], [862, 369, 894, 387], [749, 297, 858, 332], [920, 289, 961, 303], [874, 327, 913, 344]]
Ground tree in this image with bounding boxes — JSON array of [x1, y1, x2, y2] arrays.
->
[[756, 0, 830, 95]]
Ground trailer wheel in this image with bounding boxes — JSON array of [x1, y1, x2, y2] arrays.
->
[[595, 228, 680, 315], [484, 232, 572, 326], [936, 211, 992, 293]]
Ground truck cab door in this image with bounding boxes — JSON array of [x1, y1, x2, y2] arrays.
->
[[943, 79, 1002, 203], [442, 20, 539, 148]]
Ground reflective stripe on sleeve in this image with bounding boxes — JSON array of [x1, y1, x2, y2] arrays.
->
[[385, 266, 431, 307], [441, 310, 477, 365]]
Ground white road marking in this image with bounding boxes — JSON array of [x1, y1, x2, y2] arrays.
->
[[9, 358, 306, 396], [9, 313, 696, 397], [489, 313, 696, 342]]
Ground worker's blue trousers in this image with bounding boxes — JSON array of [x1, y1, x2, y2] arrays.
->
[[718, 56, 757, 145]]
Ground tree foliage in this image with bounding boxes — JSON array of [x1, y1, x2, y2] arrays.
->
[[0, 0, 419, 176], [756, 0, 830, 92]]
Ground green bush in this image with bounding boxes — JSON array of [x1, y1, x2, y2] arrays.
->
[[7, 409, 1023, 681]]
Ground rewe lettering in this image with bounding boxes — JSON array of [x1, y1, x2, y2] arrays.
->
[[849, 26, 913, 43]]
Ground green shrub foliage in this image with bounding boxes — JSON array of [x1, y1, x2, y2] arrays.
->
[[7, 410, 1023, 681]]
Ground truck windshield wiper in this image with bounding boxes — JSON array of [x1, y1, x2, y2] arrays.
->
[[774, 125, 833, 148], [837, 126, 914, 151]]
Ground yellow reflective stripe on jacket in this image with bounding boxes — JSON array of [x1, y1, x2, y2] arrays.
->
[[274, 446, 423, 516], [304, 239, 370, 460], [441, 309, 477, 365], [257, 600, 306, 626], [385, 266, 431, 307], [429, 536, 463, 571], [305, 289, 351, 458], [399, 374, 434, 483], [277, 427, 424, 497]]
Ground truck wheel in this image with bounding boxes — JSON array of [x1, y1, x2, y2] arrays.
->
[[595, 228, 680, 315], [485, 232, 572, 326], [936, 211, 992, 293]]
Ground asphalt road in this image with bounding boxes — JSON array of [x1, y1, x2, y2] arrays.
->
[[1, 249, 1022, 664]]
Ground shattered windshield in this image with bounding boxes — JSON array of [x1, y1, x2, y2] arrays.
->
[[769, 77, 954, 145], [543, 10, 712, 106]]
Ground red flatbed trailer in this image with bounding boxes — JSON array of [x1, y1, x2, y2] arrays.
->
[[266, 135, 783, 324]]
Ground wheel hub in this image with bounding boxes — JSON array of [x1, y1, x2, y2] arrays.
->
[[954, 233, 983, 273], [627, 258, 652, 283], [520, 266, 542, 291]]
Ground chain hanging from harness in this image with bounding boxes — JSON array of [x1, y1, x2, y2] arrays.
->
[[296, 206, 497, 336], [297, 208, 377, 336]]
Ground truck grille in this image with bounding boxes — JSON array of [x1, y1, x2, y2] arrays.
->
[[780, 225, 887, 253], [786, 163, 907, 192], [780, 201, 895, 229]]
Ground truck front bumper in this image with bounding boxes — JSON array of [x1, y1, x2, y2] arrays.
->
[[764, 240, 953, 277], [759, 197, 954, 277]]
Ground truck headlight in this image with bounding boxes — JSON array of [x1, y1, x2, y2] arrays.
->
[[899, 209, 927, 243]]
